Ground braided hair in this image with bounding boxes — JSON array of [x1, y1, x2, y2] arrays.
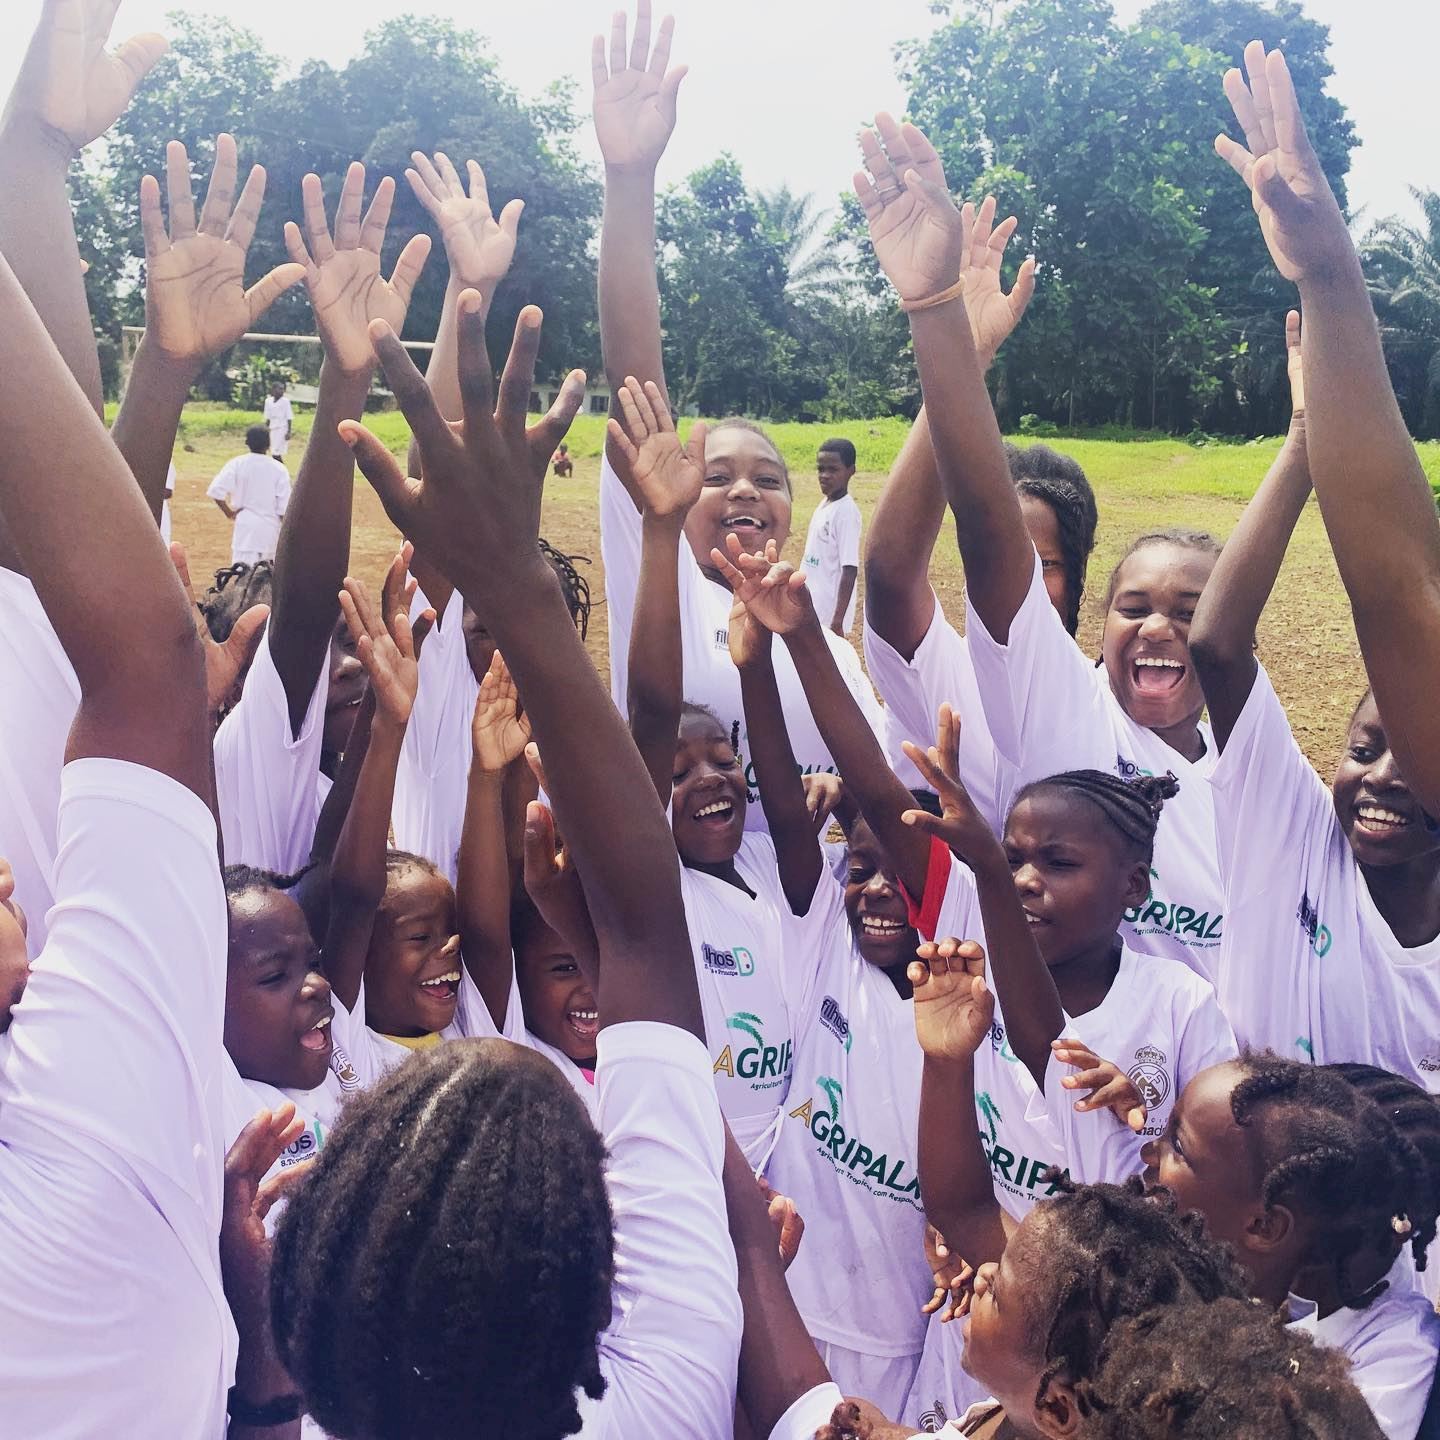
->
[[1079, 1296, 1384, 1439], [222, 862, 308, 900], [538, 538, 592, 641], [1012, 769, 1179, 867], [1025, 1176, 1254, 1413], [1104, 527, 1222, 609], [1230, 1054, 1440, 1308], [270, 1038, 615, 1440], [201, 560, 274, 644], [1006, 442, 1099, 637]]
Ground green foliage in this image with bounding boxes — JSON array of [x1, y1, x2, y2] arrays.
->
[[1365, 187, 1440, 438], [228, 358, 300, 410]]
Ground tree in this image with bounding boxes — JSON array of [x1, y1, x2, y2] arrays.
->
[[754, 185, 840, 300], [1365, 189, 1440, 438]]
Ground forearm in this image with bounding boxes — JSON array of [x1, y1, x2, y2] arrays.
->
[[270, 362, 372, 731], [830, 567, 857, 632], [113, 337, 200, 523], [909, 300, 1032, 640], [918, 1053, 1007, 1262], [457, 765, 515, 1028], [627, 512, 686, 799], [739, 648, 821, 913], [426, 275, 494, 425], [226, 1268, 300, 1440], [599, 166, 667, 402], [308, 692, 376, 867]]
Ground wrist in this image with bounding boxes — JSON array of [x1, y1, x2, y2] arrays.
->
[[0, 110, 77, 167], [371, 710, 409, 746], [781, 609, 828, 658], [469, 761, 507, 788], [641, 507, 688, 533], [320, 354, 377, 392], [604, 160, 660, 186], [131, 335, 204, 394]]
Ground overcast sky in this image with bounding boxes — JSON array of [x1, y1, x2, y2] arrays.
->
[[1, 0, 1431, 230]]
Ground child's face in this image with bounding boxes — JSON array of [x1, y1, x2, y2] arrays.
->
[[364, 865, 461, 1037], [1332, 694, 1440, 869], [1002, 790, 1149, 969], [323, 619, 367, 758], [670, 714, 748, 867], [1018, 493, 1072, 625], [843, 822, 915, 972], [515, 918, 598, 1064], [685, 427, 792, 568], [225, 887, 334, 1091], [0, 857, 29, 1033], [816, 450, 853, 497]]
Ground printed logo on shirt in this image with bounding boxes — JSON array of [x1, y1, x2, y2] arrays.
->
[[1419, 1054, 1440, 1073], [331, 1044, 361, 1091], [714, 627, 730, 651], [1115, 753, 1154, 781], [988, 1018, 1020, 1064], [819, 995, 854, 1052], [276, 1121, 324, 1169], [742, 758, 839, 807], [702, 942, 756, 977], [713, 1011, 792, 1091], [786, 1074, 922, 1207], [1123, 866, 1223, 947], [1296, 1036, 1316, 1060], [976, 1089, 1067, 1201], [1126, 1044, 1172, 1112], [915, 1402, 949, 1435], [1296, 892, 1333, 958]]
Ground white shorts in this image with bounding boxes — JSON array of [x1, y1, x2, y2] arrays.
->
[[231, 548, 275, 567], [270, 436, 289, 460], [813, 1338, 921, 1422]]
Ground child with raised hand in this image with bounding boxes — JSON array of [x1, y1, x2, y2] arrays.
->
[[594, 3, 887, 835], [858, 114, 1227, 980], [1216, 43, 1440, 824], [269, 294, 741, 1438], [212, 160, 430, 876], [0, 242, 231, 1429]]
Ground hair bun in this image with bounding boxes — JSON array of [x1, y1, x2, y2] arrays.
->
[[1130, 771, 1180, 814]]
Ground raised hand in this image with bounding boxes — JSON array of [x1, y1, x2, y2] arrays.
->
[[170, 540, 269, 719], [521, 795, 598, 967], [141, 135, 305, 367], [592, 0, 687, 173], [405, 151, 522, 296], [756, 1176, 805, 1271], [1052, 1037, 1148, 1134], [7, 0, 168, 153], [802, 770, 845, 837], [909, 936, 993, 1061], [338, 574, 428, 730], [471, 650, 532, 774], [961, 195, 1036, 367], [710, 533, 815, 642], [607, 375, 705, 518], [1285, 307, 1305, 418], [285, 163, 432, 375], [1215, 41, 1351, 284], [339, 293, 585, 601], [855, 114, 966, 305], [900, 703, 1001, 870], [921, 1223, 976, 1323]]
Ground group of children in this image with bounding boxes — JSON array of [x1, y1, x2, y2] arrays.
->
[[2, 3, 1440, 1439]]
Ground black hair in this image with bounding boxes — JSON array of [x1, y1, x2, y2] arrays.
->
[[245, 424, 271, 454], [1104, 527, 1222, 608], [1011, 769, 1179, 867], [1005, 442, 1099, 637], [537, 538, 592, 641], [818, 437, 857, 468], [1230, 1054, 1440, 1308], [222, 862, 308, 900], [709, 416, 791, 490], [1025, 1176, 1253, 1412], [1079, 1296, 1384, 1439], [384, 847, 444, 883], [270, 1039, 615, 1440], [200, 560, 274, 644]]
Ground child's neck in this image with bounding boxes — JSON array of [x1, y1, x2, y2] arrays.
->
[[823, 483, 850, 502], [1359, 851, 1440, 948], [1289, 1246, 1399, 1321], [1047, 934, 1124, 1018], [683, 853, 753, 897]]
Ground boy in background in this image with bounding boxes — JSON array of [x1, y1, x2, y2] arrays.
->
[[803, 437, 862, 636], [205, 424, 291, 565], [264, 378, 293, 463]]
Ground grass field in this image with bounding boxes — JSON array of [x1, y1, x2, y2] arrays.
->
[[164, 403, 1440, 772]]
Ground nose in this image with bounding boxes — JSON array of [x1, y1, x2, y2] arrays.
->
[[1012, 862, 1043, 898], [1137, 610, 1174, 640], [1368, 746, 1405, 791], [726, 473, 761, 502], [1140, 1137, 1158, 1169], [864, 871, 896, 897], [972, 1261, 997, 1297], [334, 653, 363, 682], [303, 968, 331, 1000]]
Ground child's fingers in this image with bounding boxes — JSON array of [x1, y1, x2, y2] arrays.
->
[[1061, 1066, 1113, 1092], [606, 415, 639, 466], [337, 589, 366, 647], [254, 1157, 316, 1222], [342, 577, 385, 641], [522, 800, 559, 892]]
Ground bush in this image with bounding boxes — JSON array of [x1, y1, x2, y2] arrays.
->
[[229, 357, 299, 411]]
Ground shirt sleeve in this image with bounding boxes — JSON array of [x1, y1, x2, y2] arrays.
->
[[836, 500, 861, 569], [1021, 1051, 1147, 1187], [206, 458, 236, 502], [212, 622, 328, 874], [589, 1022, 741, 1439], [768, 1383, 847, 1440], [599, 455, 644, 718]]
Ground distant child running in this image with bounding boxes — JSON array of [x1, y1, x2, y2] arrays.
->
[[206, 424, 291, 565], [803, 438, 862, 636]]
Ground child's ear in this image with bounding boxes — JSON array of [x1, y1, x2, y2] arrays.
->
[[1122, 860, 1152, 910], [1033, 1378, 1083, 1438]]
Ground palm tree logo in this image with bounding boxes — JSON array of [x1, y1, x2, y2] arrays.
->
[[976, 1091, 1002, 1145], [816, 1075, 843, 1121], [727, 1012, 764, 1045]]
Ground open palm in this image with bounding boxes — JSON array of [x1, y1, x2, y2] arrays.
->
[[472, 651, 532, 774], [911, 941, 993, 1061], [961, 197, 1036, 365], [608, 377, 705, 518], [407, 152, 521, 293], [591, 1, 686, 172]]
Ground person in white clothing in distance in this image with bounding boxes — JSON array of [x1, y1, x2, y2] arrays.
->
[[207, 424, 291, 565], [803, 438, 862, 637], [264, 378, 293, 462]]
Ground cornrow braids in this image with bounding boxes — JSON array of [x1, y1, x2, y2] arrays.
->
[[201, 560, 274, 644], [1231, 1054, 1440, 1308], [1079, 1297, 1384, 1439], [538, 538, 593, 641], [384, 847, 443, 882], [1104, 527, 1222, 609], [1012, 769, 1179, 867], [222, 862, 309, 899], [270, 1039, 615, 1440], [1028, 1176, 1253, 1414], [1005, 442, 1099, 638]]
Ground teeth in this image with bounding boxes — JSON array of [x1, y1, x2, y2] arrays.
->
[[1358, 805, 1409, 828], [860, 917, 904, 933], [726, 516, 762, 528], [1024, 911, 1044, 925], [568, 1009, 598, 1022], [1135, 657, 1183, 669], [695, 800, 733, 819], [313, 1014, 331, 1030], [421, 970, 461, 987]]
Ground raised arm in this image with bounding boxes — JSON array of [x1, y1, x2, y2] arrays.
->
[[1189, 309, 1312, 748], [456, 652, 533, 1029], [1216, 43, 1440, 809], [864, 198, 1035, 657], [901, 705, 1062, 1087], [0, 250, 208, 795], [271, 164, 430, 736], [593, 1, 687, 497], [345, 293, 702, 1037], [607, 377, 706, 800], [114, 135, 303, 523], [857, 116, 1034, 643]]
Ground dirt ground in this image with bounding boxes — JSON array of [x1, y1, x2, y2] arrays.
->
[[172, 430, 1371, 775]]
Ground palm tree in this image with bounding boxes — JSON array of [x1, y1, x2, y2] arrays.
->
[[755, 185, 841, 300], [1364, 187, 1440, 436]]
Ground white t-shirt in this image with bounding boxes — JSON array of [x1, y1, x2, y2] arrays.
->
[[967, 553, 1226, 981], [572, 1022, 741, 1439], [766, 902, 930, 1361], [681, 834, 827, 1164], [864, 593, 1015, 836], [0, 760, 234, 1437], [600, 457, 887, 834], [206, 452, 291, 560], [264, 394, 293, 454], [802, 492, 862, 634], [213, 623, 329, 875], [392, 589, 477, 882], [0, 567, 80, 953], [1210, 665, 1440, 1085], [1288, 1257, 1440, 1440]]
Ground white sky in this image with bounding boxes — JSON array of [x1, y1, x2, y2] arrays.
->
[[1, 0, 1431, 228]]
